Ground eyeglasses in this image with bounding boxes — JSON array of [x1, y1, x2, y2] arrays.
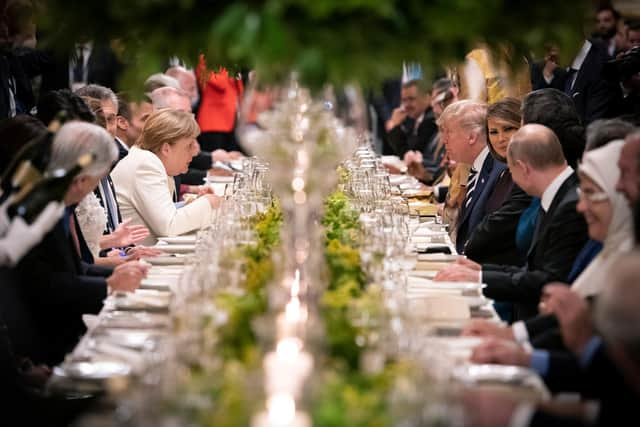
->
[[577, 187, 609, 203]]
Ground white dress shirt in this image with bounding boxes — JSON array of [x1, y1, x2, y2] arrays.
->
[[540, 166, 574, 213]]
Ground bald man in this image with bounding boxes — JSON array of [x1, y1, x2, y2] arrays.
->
[[436, 124, 588, 321]]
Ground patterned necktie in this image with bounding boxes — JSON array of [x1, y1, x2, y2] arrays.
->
[[99, 177, 119, 233], [464, 168, 479, 208]]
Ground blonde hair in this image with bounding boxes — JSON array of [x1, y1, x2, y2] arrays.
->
[[437, 100, 487, 140], [137, 109, 200, 153]]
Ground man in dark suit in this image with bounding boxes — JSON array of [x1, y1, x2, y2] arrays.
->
[[39, 41, 123, 94], [436, 124, 588, 321], [437, 100, 507, 253], [463, 253, 640, 427], [14, 121, 146, 366], [564, 38, 621, 125], [464, 89, 585, 267], [385, 79, 438, 159]]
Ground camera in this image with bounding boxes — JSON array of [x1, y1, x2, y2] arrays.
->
[[604, 47, 640, 81]]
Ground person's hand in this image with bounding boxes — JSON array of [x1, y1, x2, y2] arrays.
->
[[384, 163, 402, 174], [385, 106, 407, 131], [204, 194, 223, 208], [462, 319, 515, 341], [542, 284, 593, 355], [470, 338, 531, 366], [106, 260, 148, 292], [462, 390, 519, 427], [434, 265, 480, 282], [104, 219, 150, 248], [211, 149, 231, 162], [407, 161, 429, 182], [208, 168, 233, 177], [0, 201, 64, 266], [455, 257, 481, 271], [196, 185, 214, 197], [403, 150, 423, 165], [125, 245, 165, 259], [228, 151, 243, 160]]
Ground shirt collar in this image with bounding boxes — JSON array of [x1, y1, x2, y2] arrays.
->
[[472, 146, 490, 173], [570, 40, 592, 71], [541, 166, 574, 212], [115, 137, 129, 152]]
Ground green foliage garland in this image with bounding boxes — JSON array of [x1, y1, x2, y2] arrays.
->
[[37, 0, 589, 90]]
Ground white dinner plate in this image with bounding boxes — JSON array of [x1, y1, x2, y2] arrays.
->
[[153, 244, 196, 254], [157, 235, 197, 244], [205, 175, 234, 183], [407, 276, 485, 291], [143, 255, 188, 265], [62, 360, 131, 380]]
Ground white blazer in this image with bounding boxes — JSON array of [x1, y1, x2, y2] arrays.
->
[[111, 145, 212, 245]]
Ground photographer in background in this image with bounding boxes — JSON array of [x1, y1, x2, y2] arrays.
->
[[614, 20, 640, 119]]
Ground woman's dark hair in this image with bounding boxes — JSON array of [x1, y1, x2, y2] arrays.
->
[[36, 89, 95, 126], [0, 114, 47, 172], [486, 97, 522, 162]]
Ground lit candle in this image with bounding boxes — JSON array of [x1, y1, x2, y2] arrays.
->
[[263, 338, 313, 396]]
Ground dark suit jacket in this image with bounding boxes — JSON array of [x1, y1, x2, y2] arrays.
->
[[14, 219, 108, 365], [0, 47, 52, 118], [387, 109, 438, 158], [456, 154, 507, 254], [465, 176, 532, 266], [481, 173, 588, 321], [113, 137, 128, 162], [0, 268, 44, 363], [566, 39, 621, 124], [94, 175, 122, 234], [40, 44, 123, 93], [530, 60, 568, 91]]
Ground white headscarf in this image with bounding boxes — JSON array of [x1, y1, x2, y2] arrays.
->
[[572, 140, 634, 297]]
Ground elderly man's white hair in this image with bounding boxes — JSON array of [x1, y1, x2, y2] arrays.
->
[[48, 122, 118, 177], [144, 73, 181, 94], [149, 86, 191, 112]]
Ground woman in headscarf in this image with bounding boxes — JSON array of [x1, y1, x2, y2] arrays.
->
[[570, 140, 634, 297]]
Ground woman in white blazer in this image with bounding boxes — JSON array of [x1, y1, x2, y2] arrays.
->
[[111, 109, 220, 245]]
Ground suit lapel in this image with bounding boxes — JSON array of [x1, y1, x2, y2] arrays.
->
[[527, 173, 578, 258], [459, 155, 493, 226]]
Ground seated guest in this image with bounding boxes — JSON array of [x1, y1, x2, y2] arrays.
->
[[465, 89, 585, 276], [14, 122, 147, 365], [385, 78, 438, 159], [462, 137, 636, 344], [436, 124, 588, 321], [464, 98, 531, 266], [438, 100, 507, 253], [463, 253, 640, 427], [111, 109, 221, 245]]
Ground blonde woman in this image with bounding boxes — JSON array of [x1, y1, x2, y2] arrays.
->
[[111, 109, 221, 245]]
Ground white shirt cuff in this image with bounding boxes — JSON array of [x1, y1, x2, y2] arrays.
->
[[509, 403, 535, 427], [513, 321, 530, 345]]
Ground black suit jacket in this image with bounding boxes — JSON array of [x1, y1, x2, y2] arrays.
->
[[14, 219, 108, 365], [40, 44, 123, 93], [481, 173, 588, 321], [387, 109, 438, 158], [530, 60, 568, 91], [465, 181, 532, 266], [0, 47, 52, 118], [456, 154, 507, 254], [566, 39, 621, 124]]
